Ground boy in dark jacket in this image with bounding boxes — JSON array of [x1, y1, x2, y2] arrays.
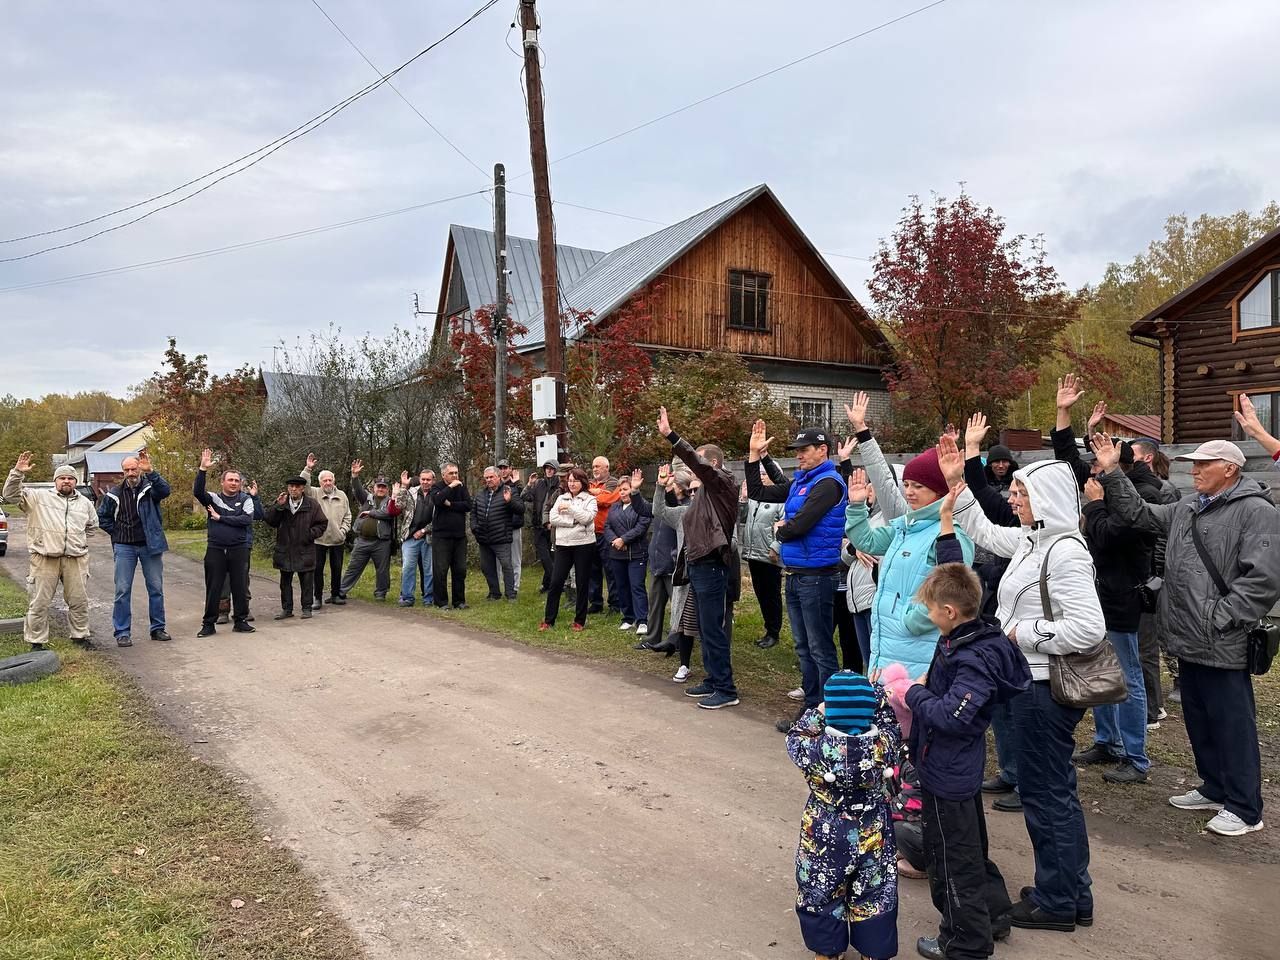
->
[[901, 561, 1031, 960]]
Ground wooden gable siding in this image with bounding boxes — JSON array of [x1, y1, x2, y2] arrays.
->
[[1169, 271, 1280, 443], [627, 201, 880, 367]]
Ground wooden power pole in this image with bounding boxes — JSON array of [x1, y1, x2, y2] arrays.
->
[[519, 0, 565, 445], [493, 162, 508, 462]]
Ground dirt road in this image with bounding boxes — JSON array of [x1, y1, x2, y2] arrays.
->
[[5, 519, 1277, 959]]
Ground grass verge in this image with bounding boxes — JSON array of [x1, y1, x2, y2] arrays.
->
[[0, 577, 365, 959], [0, 568, 27, 619]]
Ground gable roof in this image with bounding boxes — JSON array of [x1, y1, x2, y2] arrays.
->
[[67, 420, 122, 446], [1131, 225, 1280, 337], [66, 422, 149, 465], [1101, 413, 1161, 439], [446, 225, 606, 348]]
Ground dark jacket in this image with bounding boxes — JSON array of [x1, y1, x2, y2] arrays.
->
[[350, 477, 400, 541], [430, 480, 471, 538], [471, 486, 523, 546], [402, 486, 434, 542], [99, 472, 171, 555], [603, 494, 652, 562], [1052, 425, 1155, 632], [523, 474, 560, 526], [265, 496, 329, 572], [648, 486, 678, 576], [667, 432, 738, 565], [193, 470, 263, 549], [983, 445, 1020, 492], [905, 618, 1032, 801]]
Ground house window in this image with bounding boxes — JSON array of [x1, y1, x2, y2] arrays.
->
[[1233, 390, 1280, 441], [789, 397, 831, 433], [728, 270, 771, 331], [1239, 269, 1280, 331]]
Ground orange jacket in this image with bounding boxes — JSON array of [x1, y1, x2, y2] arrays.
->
[[589, 480, 622, 534]]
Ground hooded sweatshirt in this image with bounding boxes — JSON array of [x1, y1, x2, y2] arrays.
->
[[951, 459, 1106, 681]]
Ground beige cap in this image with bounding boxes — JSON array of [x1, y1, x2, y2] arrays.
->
[[53, 465, 78, 479], [1175, 440, 1246, 467]]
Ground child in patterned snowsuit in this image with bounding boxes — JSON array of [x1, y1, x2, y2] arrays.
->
[[787, 671, 901, 960]]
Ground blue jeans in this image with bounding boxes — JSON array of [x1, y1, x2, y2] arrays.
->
[[991, 700, 1018, 787], [399, 537, 433, 604], [609, 557, 649, 624], [1012, 682, 1092, 918], [1091, 629, 1149, 771], [852, 609, 872, 671], [786, 572, 841, 708], [112, 543, 165, 637], [687, 560, 736, 697]]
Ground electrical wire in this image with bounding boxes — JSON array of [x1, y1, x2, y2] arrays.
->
[[0, 188, 491, 296], [308, 0, 491, 185], [509, 0, 951, 181], [0, 0, 503, 258]]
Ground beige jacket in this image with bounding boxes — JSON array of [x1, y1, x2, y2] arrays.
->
[[299, 469, 353, 547], [4, 469, 98, 557]]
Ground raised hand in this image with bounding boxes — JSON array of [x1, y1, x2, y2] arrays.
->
[[739, 479, 748, 502], [305, 452, 318, 470], [1091, 432, 1120, 473], [630, 467, 643, 487], [1084, 478, 1104, 502], [401, 470, 411, 487], [847, 467, 869, 504], [1056, 373, 1085, 410], [657, 463, 670, 482], [836, 435, 856, 461], [137, 447, 152, 472], [200, 448, 214, 471], [14, 450, 33, 473], [748, 419, 773, 458], [942, 422, 959, 443], [963, 413, 990, 456], [246, 480, 259, 497], [350, 459, 363, 476], [656, 406, 672, 436], [845, 392, 870, 432], [392, 482, 403, 497], [513, 469, 523, 485], [935, 434, 965, 487], [276, 491, 288, 506], [1088, 400, 1108, 432]]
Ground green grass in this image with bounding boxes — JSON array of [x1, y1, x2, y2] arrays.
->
[[0, 570, 27, 619], [0, 580, 365, 959]]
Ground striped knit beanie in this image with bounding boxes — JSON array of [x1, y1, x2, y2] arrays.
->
[[823, 671, 877, 735]]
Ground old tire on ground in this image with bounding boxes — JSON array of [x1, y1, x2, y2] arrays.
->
[[0, 649, 61, 685]]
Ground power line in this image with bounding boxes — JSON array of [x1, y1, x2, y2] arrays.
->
[[0, 0, 503, 260], [509, 0, 951, 181], [307, 0, 490, 184], [0, 188, 491, 295]]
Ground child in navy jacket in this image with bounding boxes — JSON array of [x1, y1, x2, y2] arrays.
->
[[896, 495, 1031, 960]]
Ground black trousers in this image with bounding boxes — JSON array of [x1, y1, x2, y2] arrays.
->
[[433, 535, 468, 607], [533, 524, 554, 589], [204, 545, 250, 627], [921, 789, 1012, 960], [219, 552, 253, 605], [746, 559, 783, 639], [545, 543, 593, 626], [313, 543, 345, 603], [833, 590, 863, 673], [280, 570, 314, 613], [1179, 659, 1264, 825]]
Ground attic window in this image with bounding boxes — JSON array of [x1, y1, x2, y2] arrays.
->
[[1239, 269, 1280, 331], [728, 270, 770, 331]]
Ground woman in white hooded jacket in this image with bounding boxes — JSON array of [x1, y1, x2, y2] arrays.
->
[[938, 440, 1106, 935]]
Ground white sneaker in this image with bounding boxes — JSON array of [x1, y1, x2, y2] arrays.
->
[[672, 665, 690, 683], [1146, 720, 1161, 731], [787, 687, 805, 701], [1205, 809, 1264, 836], [635, 623, 647, 635], [619, 622, 633, 631], [1155, 707, 1168, 721], [1169, 789, 1224, 811]]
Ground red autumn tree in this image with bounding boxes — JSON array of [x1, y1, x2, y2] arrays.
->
[[142, 337, 263, 455], [869, 192, 1077, 434]]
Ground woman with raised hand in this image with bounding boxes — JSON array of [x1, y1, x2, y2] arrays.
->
[[541, 468, 598, 632], [936, 433, 1105, 936]]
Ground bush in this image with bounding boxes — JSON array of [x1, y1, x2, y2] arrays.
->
[[175, 511, 207, 531]]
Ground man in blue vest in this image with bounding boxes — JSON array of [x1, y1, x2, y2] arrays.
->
[[746, 420, 848, 733]]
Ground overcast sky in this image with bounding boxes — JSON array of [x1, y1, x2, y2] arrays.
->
[[2, 0, 1277, 399]]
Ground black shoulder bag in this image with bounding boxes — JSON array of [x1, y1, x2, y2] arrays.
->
[[1041, 537, 1128, 707], [1189, 513, 1279, 676]]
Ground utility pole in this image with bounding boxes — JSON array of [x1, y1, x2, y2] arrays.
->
[[520, 0, 565, 447], [493, 163, 508, 462]]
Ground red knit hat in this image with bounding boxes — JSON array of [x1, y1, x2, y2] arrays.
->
[[902, 448, 949, 498]]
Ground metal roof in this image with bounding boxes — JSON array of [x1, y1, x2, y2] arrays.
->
[[448, 225, 606, 348], [86, 450, 140, 476], [66, 422, 149, 464], [66, 420, 122, 446]]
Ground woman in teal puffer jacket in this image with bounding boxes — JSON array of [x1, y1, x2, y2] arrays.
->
[[844, 448, 974, 680]]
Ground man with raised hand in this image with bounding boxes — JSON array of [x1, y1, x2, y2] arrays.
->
[[298, 453, 352, 608], [98, 447, 171, 646], [193, 448, 262, 637]]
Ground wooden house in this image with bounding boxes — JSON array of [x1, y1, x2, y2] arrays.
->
[[1131, 226, 1280, 443], [55, 421, 156, 491], [432, 184, 892, 434]]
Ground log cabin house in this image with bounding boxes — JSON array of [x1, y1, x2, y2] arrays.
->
[[431, 184, 892, 434], [1131, 226, 1280, 443]]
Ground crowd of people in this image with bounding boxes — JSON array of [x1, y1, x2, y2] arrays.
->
[[6, 380, 1280, 960]]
